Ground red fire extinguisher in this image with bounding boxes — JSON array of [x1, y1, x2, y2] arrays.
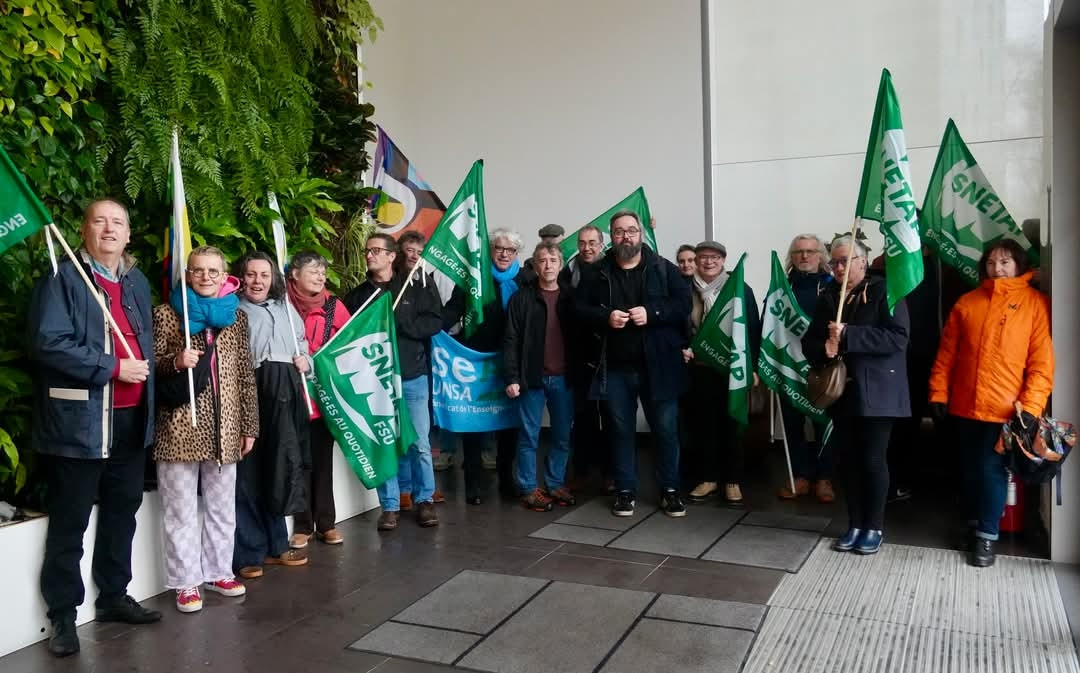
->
[[999, 470, 1025, 533]]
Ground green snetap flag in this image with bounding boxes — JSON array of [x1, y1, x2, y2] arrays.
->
[[757, 252, 831, 432], [689, 253, 750, 426], [854, 69, 923, 312], [0, 144, 51, 256], [561, 187, 658, 261], [420, 160, 495, 338], [312, 292, 417, 489], [922, 119, 1037, 286]]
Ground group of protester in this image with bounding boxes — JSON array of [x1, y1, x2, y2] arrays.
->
[[29, 197, 1053, 659]]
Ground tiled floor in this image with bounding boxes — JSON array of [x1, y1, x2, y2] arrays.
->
[[2, 438, 1076, 673]]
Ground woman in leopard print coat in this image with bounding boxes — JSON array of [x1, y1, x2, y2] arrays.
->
[[153, 246, 258, 614]]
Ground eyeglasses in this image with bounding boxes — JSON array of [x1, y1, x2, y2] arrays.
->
[[365, 247, 393, 256], [697, 254, 723, 263], [492, 246, 518, 256], [611, 228, 640, 238], [187, 267, 222, 279], [830, 257, 860, 267]]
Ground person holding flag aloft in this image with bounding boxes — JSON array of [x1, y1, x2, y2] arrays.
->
[[30, 199, 161, 657], [803, 235, 910, 556], [682, 242, 761, 504], [153, 245, 259, 612]]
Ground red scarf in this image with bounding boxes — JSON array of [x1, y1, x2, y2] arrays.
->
[[287, 280, 329, 317]]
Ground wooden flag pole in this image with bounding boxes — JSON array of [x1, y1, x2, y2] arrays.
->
[[46, 223, 135, 359], [834, 216, 862, 324], [775, 391, 797, 497]]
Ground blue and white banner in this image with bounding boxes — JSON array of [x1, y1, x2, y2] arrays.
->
[[430, 331, 518, 432]]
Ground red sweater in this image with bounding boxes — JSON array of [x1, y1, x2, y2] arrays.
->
[[96, 274, 146, 409]]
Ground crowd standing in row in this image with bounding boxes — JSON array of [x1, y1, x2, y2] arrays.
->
[[29, 198, 1053, 657]]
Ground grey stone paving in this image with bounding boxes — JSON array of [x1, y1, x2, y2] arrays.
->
[[391, 570, 548, 634], [349, 621, 479, 664], [600, 619, 755, 673], [528, 522, 621, 546], [647, 594, 765, 631], [552, 498, 657, 531], [607, 507, 744, 558], [740, 510, 831, 533], [702, 524, 820, 571]]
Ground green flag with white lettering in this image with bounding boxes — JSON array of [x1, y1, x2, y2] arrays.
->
[[561, 187, 658, 262], [689, 253, 750, 426], [420, 160, 494, 338], [311, 292, 417, 489], [757, 252, 832, 436], [0, 144, 51, 257], [921, 119, 1036, 286], [854, 69, 923, 312]]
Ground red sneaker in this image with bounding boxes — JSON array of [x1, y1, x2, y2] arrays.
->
[[204, 578, 245, 597]]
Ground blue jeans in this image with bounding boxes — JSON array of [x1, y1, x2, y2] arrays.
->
[[955, 416, 1009, 540], [780, 397, 831, 480], [606, 369, 681, 494], [515, 375, 573, 494], [377, 375, 435, 511]]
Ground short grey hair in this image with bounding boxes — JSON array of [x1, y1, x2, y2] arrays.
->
[[489, 228, 523, 251], [830, 234, 870, 259], [786, 234, 828, 272]]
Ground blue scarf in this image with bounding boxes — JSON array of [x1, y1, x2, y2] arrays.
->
[[170, 284, 239, 335], [491, 259, 521, 309]]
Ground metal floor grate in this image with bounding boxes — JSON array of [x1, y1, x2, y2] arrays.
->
[[743, 541, 1079, 673]]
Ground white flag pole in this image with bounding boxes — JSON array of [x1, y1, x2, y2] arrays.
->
[[775, 394, 797, 496], [172, 129, 197, 428], [268, 192, 314, 416], [393, 259, 424, 311]]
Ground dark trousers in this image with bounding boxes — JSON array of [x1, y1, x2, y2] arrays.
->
[[571, 386, 612, 480], [606, 369, 681, 494], [953, 416, 1009, 540], [780, 397, 830, 481], [461, 428, 516, 498], [834, 415, 893, 530], [41, 407, 146, 621], [888, 354, 934, 488], [293, 419, 336, 534], [233, 457, 288, 570], [685, 365, 743, 485]]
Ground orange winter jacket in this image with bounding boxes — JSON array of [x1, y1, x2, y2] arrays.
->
[[929, 271, 1054, 422]]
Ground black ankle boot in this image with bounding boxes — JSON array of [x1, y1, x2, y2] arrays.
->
[[47, 618, 79, 657], [970, 537, 995, 568]]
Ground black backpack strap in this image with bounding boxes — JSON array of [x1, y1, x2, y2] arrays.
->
[[322, 297, 338, 345]]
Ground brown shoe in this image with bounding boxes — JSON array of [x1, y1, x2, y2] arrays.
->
[[318, 528, 344, 545], [815, 479, 836, 504], [238, 566, 263, 579], [724, 483, 743, 503], [431, 490, 446, 504], [547, 487, 576, 507], [377, 511, 399, 531], [264, 549, 308, 566], [522, 488, 554, 512], [289, 532, 310, 549], [778, 477, 811, 500], [416, 501, 439, 527], [399, 493, 414, 511]]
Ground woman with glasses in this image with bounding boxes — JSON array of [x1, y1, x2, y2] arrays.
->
[[287, 251, 350, 547], [153, 245, 259, 612], [457, 228, 535, 505], [803, 235, 909, 556], [777, 235, 835, 503]]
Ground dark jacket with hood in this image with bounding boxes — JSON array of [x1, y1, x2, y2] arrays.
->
[[504, 276, 575, 389], [456, 264, 536, 353], [574, 246, 691, 401], [344, 270, 444, 380]]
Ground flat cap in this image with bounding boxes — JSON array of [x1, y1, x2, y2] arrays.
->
[[538, 223, 565, 238], [694, 240, 727, 256]]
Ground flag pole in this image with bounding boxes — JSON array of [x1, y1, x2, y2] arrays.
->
[[355, 287, 382, 315], [834, 216, 861, 323], [775, 391, 797, 496], [46, 223, 135, 359], [283, 296, 315, 416], [769, 389, 777, 442], [393, 260, 424, 311]]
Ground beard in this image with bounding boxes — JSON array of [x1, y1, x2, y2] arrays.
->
[[615, 241, 642, 261]]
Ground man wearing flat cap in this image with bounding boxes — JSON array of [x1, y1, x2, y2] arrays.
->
[[538, 223, 565, 243]]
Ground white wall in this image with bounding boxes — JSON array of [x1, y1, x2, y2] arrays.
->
[[709, 0, 1045, 295], [363, 0, 707, 258]]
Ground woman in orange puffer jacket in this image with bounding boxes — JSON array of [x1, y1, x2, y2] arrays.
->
[[928, 239, 1053, 568]]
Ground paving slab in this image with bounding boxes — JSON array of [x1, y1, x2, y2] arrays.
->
[[553, 498, 657, 531], [607, 507, 744, 558], [528, 522, 621, 546], [391, 570, 548, 634], [647, 594, 765, 631], [600, 619, 754, 673], [702, 524, 820, 572], [348, 621, 479, 664], [458, 581, 654, 673], [740, 510, 831, 533]]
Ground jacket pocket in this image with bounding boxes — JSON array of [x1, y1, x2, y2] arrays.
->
[[861, 366, 901, 413], [49, 387, 90, 401]]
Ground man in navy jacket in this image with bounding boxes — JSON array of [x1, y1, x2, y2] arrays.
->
[[28, 199, 161, 657]]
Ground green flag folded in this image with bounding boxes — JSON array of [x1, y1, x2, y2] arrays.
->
[[757, 252, 832, 437], [311, 292, 417, 489], [561, 187, 658, 261], [420, 160, 495, 338], [854, 68, 923, 312], [0, 144, 51, 257], [921, 118, 1036, 286], [689, 253, 750, 425]]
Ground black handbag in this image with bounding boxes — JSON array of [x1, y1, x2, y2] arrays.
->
[[156, 342, 216, 409]]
